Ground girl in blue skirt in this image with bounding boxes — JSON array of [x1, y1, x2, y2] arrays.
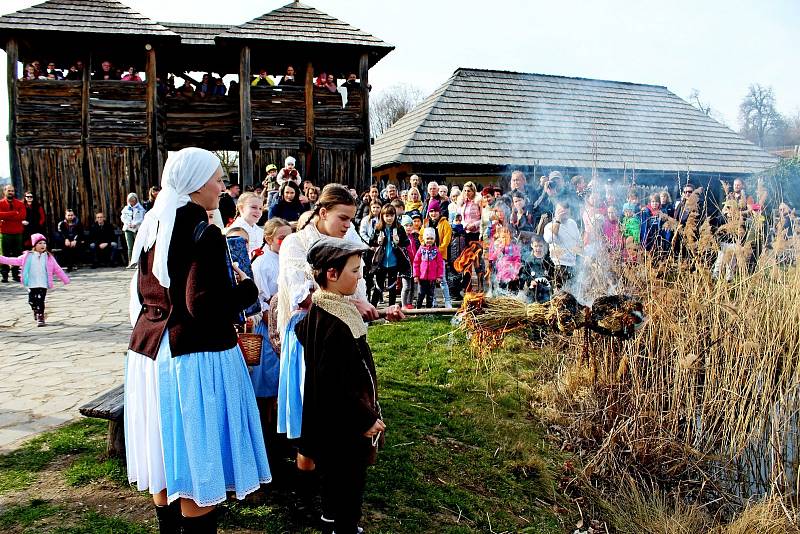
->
[[250, 217, 292, 432], [125, 148, 271, 533]]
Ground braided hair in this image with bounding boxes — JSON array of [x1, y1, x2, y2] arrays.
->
[[301, 183, 356, 230]]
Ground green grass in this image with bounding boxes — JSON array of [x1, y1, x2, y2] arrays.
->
[[51, 511, 151, 534], [0, 499, 62, 530], [0, 419, 110, 494], [0, 318, 567, 533], [364, 317, 563, 533]]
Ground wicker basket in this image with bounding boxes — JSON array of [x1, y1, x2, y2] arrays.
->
[[238, 322, 263, 366]]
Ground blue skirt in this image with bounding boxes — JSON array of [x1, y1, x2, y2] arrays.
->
[[250, 319, 280, 398], [125, 332, 272, 507], [277, 311, 307, 439]]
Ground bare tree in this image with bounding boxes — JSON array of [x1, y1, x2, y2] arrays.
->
[[688, 89, 712, 116], [370, 83, 425, 137], [213, 150, 239, 178], [738, 84, 784, 147]]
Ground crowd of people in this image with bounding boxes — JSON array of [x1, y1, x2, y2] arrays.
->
[[3, 148, 799, 533], [21, 59, 365, 100], [228, 167, 798, 310]]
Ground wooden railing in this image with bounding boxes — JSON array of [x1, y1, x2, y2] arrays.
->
[[15, 80, 365, 150]]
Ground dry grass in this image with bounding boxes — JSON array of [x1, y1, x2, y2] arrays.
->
[[529, 209, 800, 529]]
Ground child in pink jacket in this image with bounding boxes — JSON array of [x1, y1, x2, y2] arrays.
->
[[413, 227, 444, 308], [0, 233, 69, 326]]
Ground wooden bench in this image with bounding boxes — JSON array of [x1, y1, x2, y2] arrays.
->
[[78, 384, 125, 457]]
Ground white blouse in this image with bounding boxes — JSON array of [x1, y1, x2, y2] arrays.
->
[[228, 217, 264, 255], [276, 221, 367, 336], [252, 249, 279, 313]]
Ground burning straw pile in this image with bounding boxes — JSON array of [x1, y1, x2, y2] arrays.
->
[[459, 291, 645, 354]]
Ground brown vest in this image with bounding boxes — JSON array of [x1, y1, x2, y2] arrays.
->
[[128, 202, 258, 359]]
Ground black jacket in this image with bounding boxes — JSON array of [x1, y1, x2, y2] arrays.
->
[[296, 306, 380, 462], [129, 202, 257, 359], [368, 225, 411, 275], [89, 221, 116, 245]]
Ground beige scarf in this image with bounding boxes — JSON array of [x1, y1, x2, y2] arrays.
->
[[312, 290, 367, 338]]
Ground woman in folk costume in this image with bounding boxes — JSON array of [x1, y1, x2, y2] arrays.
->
[[125, 148, 271, 534], [275, 185, 402, 457]]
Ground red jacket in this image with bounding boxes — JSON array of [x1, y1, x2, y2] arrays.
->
[[0, 198, 26, 235]]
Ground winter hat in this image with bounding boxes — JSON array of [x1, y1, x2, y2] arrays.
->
[[285, 156, 296, 166], [400, 214, 413, 227], [423, 227, 436, 240], [427, 199, 441, 213], [265, 163, 277, 172], [31, 233, 47, 246], [623, 202, 638, 212], [409, 210, 422, 220]]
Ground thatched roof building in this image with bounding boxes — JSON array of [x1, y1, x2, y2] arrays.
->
[[372, 68, 778, 188]]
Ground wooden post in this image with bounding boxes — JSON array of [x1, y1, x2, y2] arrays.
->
[[238, 46, 253, 188], [81, 53, 92, 216], [304, 61, 315, 178], [6, 39, 21, 193], [359, 53, 371, 192], [145, 45, 159, 187], [80, 54, 90, 141]]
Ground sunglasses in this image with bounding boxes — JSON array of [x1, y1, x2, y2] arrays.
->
[[683, 190, 693, 194]]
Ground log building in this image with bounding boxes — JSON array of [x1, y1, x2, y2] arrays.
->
[[372, 68, 778, 193], [1, 0, 393, 229]]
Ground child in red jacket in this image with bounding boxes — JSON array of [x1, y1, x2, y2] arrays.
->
[[413, 227, 445, 309], [0, 233, 70, 326]]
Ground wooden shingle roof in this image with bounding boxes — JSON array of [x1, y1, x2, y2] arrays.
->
[[219, 1, 393, 52], [0, 0, 178, 37], [372, 68, 779, 175], [159, 22, 230, 46]]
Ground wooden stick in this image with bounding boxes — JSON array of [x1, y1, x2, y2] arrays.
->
[[378, 307, 458, 317]]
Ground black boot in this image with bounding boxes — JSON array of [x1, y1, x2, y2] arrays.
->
[[180, 508, 217, 534], [154, 501, 181, 534]]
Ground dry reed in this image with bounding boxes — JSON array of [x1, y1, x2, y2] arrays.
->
[[531, 208, 800, 527]]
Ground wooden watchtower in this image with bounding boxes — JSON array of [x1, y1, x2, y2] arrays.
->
[[1, 0, 393, 229]]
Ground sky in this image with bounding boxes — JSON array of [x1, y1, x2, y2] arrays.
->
[[1, 0, 798, 178]]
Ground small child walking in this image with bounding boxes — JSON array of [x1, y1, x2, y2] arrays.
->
[[295, 236, 385, 534], [413, 227, 445, 308], [0, 233, 70, 326]]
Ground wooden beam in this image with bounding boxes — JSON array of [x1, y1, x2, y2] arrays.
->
[[81, 53, 91, 215], [6, 39, 21, 192], [81, 54, 90, 146], [145, 45, 159, 186], [238, 46, 253, 188], [359, 53, 371, 192], [304, 61, 314, 178]]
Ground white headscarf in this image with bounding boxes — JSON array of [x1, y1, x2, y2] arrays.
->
[[130, 147, 221, 288]]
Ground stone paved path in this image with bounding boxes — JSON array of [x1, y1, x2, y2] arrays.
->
[[0, 267, 132, 451]]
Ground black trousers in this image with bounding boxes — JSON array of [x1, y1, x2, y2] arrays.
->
[[60, 244, 82, 269], [317, 447, 369, 534], [89, 242, 119, 266], [416, 279, 435, 308], [371, 267, 399, 307], [28, 288, 47, 314]]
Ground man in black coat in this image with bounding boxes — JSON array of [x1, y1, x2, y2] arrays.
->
[[55, 209, 84, 272], [88, 212, 119, 267]]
